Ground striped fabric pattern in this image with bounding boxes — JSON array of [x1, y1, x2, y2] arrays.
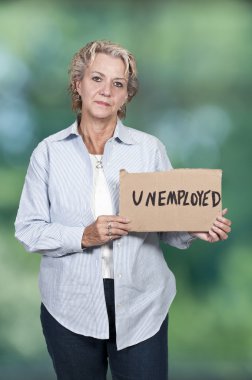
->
[[15, 119, 194, 350]]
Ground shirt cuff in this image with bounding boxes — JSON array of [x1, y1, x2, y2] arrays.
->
[[175, 232, 198, 248], [61, 226, 86, 253], [186, 233, 198, 247]]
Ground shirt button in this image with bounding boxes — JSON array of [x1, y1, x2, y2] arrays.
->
[[117, 242, 120, 247], [118, 273, 122, 278], [117, 303, 122, 308]]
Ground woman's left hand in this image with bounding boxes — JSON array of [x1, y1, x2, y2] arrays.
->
[[191, 208, 231, 243]]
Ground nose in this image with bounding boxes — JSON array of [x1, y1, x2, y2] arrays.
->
[[100, 80, 112, 97]]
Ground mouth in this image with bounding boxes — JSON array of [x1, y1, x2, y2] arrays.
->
[[95, 101, 111, 107]]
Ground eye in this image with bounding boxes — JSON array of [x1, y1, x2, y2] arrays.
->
[[114, 81, 124, 88], [92, 76, 102, 82]]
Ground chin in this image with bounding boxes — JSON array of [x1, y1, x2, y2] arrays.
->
[[93, 111, 117, 120]]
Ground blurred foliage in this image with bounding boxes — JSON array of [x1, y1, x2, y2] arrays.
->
[[0, 0, 252, 379]]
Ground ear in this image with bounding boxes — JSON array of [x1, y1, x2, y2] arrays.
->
[[75, 81, 81, 95]]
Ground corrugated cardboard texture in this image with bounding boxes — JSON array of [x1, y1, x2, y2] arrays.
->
[[119, 169, 222, 232]]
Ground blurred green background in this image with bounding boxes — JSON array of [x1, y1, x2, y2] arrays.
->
[[0, 0, 251, 379]]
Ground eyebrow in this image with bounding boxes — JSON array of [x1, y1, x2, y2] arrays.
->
[[91, 71, 127, 81]]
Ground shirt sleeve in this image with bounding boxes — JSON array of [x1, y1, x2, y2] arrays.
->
[[14, 142, 85, 257], [155, 139, 196, 249]]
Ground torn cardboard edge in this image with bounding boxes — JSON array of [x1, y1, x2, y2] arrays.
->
[[119, 169, 222, 232]]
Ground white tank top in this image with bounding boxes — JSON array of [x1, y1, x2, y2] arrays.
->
[[89, 154, 114, 279]]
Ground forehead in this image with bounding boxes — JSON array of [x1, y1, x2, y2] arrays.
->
[[87, 53, 127, 78]]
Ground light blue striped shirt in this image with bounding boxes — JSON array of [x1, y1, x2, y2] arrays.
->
[[15, 119, 194, 350]]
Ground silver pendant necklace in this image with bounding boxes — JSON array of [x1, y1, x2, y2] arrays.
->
[[94, 155, 103, 169]]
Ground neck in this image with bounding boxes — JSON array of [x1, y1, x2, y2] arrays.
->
[[78, 115, 117, 154]]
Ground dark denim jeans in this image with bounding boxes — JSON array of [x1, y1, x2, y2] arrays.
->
[[40, 279, 168, 380]]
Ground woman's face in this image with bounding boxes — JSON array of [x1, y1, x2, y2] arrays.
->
[[76, 53, 128, 122]]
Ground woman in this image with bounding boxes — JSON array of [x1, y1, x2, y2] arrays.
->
[[15, 40, 231, 380]]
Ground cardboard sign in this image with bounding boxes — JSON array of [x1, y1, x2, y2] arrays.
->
[[119, 169, 222, 232]]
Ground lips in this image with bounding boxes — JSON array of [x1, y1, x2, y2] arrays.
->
[[95, 101, 111, 107]]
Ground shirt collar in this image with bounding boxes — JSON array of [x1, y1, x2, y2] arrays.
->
[[113, 119, 137, 145], [48, 122, 79, 142], [71, 122, 79, 136], [53, 118, 137, 145]]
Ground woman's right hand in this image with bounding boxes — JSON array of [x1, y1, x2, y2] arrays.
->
[[81, 215, 131, 248]]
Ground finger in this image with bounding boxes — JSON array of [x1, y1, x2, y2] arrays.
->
[[211, 225, 228, 240], [217, 215, 232, 226], [208, 229, 219, 243], [107, 221, 131, 232], [101, 215, 131, 224], [214, 221, 231, 233], [107, 228, 128, 237], [107, 234, 121, 243], [105, 226, 126, 237], [222, 208, 228, 216]]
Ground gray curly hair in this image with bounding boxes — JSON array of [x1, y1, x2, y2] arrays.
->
[[68, 40, 139, 121]]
